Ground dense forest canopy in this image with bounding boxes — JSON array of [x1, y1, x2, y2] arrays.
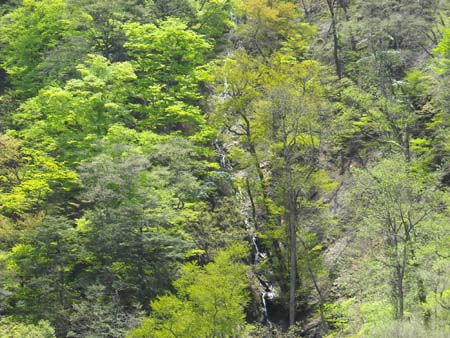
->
[[1, 0, 450, 337]]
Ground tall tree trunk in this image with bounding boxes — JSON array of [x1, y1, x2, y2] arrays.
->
[[288, 188, 298, 326], [243, 113, 287, 277], [326, 0, 343, 79], [398, 274, 404, 320], [301, 238, 328, 332]]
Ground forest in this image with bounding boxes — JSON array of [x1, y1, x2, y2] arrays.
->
[[1, 0, 450, 337]]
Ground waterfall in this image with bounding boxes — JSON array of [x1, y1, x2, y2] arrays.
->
[[250, 233, 274, 329], [216, 141, 274, 328], [261, 290, 274, 328], [214, 139, 231, 169]]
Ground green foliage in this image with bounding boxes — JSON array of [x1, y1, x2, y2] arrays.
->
[[234, 0, 316, 56], [127, 244, 251, 338], [14, 55, 136, 162], [67, 284, 143, 338], [342, 0, 442, 89], [211, 38, 333, 326], [75, 126, 211, 303], [190, 0, 235, 46], [2, 0, 450, 335], [148, 0, 195, 20], [0, 0, 92, 97], [435, 28, 450, 71], [0, 318, 55, 338], [0, 134, 78, 217], [68, 0, 154, 62], [2, 216, 82, 333], [325, 300, 449, 338], [342, 157, 447, 329], [362, 320, 449, 338], [183, 197, 247, 260], [423, 28, 450, 169], [124, 18, 211, 132]]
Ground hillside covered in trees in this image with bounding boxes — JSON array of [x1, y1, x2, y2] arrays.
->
[[1, 0, 450, 337]]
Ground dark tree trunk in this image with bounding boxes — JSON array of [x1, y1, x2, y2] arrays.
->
[[326, 0, 343, 79], [288, 190, 298, 327]]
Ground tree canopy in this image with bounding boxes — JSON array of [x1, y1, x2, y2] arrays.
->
[[1, 1, 450, 337]]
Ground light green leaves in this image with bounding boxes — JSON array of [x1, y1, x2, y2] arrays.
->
[[0, 0, 92, 97], [0, 318, 55, 338], [0, 135, 78, 217], [15, 55, 136, 162], [124, 18, 211, 132], [128, 244, 250, 338]]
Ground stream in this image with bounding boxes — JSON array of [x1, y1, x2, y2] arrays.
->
[[216, 123, 274, 329], [248, 222, 274, 328]]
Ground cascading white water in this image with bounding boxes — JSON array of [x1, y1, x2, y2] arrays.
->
[[214, 139, 230, 169], [261, 290, 273, 329], [216, 140, 274, 328], [250, 233, 273, 328], [252, 235, 261, 263]]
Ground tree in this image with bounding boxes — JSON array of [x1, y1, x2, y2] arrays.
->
[[0, 134, 78, 219], [2, 216, 83, 335], [124, 18, 211, 133], [189, 0, 235, 49], [0, 318, 55, 338], [67, 0, 155, 62], [427, 28, 450, 171], [346, 0, 443, 93], [76, 126, 207, 306], [0, 0, 92, 98], [67, 284, 143, 338], [148, 0, 195, 21], [211, 49, 270, 227], [233, 0, 316, 57], [352, 158, 442, 320], [211, 48, 333, 328], [127, 244, 251, 338], [13, 55, 136, 163], [328, 68, 434, 174], [325, 0, 343, 79], [262, 53, 331, 327]]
